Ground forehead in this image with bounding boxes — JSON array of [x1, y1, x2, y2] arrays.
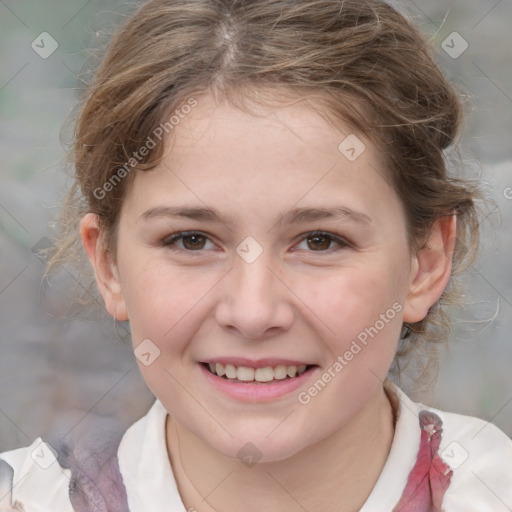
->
[[123, 91, 401, 228], [170, 92, 360, 156]]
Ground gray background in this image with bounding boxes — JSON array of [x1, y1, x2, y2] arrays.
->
[[0, 0, 511, 454]]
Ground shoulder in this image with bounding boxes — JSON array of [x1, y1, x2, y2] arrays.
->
[[387, 383, 512, 510], [0, 412, 133, 512], [418, 398, 512, 511], [0, 437, 73, 511]]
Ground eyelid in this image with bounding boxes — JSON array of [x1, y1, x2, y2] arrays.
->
[[160, 230, 351, 254], [160, 230, 217, 253], [292, 230, 352, 252]]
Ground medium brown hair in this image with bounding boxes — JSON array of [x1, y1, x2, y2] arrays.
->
[[49, 0, 481, 388]]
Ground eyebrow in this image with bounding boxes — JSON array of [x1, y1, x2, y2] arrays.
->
[[139, 205, 372, 226]]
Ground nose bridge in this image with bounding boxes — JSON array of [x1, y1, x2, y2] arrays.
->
[[232, 247, 278, 307], [215, 246, 293, 339]]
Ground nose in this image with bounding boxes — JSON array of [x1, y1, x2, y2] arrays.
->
[[214, 251, 295, 341]]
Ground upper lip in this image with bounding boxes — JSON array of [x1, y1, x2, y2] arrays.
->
[[201, 357, 315, 368]]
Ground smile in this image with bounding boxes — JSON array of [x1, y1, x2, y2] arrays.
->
[[203, 362, 312, 383], [199, 358, 319, 401]]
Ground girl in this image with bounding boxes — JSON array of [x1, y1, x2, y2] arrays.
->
[[1, 0, 511, 510]]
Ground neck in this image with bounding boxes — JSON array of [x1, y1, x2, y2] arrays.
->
[[166, 384, 396, 512]]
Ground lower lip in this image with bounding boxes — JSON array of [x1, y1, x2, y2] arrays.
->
[[199, 363, 317, 402]]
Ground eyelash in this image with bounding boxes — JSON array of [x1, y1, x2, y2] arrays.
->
[[160, 230, 351, 254]]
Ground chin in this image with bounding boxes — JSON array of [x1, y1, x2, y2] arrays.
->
[[203, 426, 311, 465]]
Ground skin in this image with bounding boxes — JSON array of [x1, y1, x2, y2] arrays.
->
[[81, 91, 456, 512]]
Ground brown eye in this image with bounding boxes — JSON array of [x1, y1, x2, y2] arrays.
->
[[306, 234, 334, 251], [161, 231, 214, 252], [181, 234, 207, 250], [294, 231, 350, 253]]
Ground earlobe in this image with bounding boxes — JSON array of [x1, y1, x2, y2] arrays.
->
[[80, 213, 129, 321], [402, 215, 457, 323]]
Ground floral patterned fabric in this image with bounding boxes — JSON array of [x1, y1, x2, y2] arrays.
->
[[392, 411, 452, 511], [59, 411, 452, 511], [3, 384, 512, 511]]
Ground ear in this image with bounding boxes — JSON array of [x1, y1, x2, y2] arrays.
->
[[402, 215, 457, 323], [80, 213, 129, 321]]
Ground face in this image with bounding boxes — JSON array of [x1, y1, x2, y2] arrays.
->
[[98, 92, 420, 462]]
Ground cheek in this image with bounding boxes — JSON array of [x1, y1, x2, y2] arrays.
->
[[296, 268, 404, 412], [123, 263, 211, 403], [122, 259, 226, 396], [303, 262, 405, 341], [123, 257, 210, 335]]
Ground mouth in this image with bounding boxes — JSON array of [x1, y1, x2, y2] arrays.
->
[[201, 362, 316, 384]]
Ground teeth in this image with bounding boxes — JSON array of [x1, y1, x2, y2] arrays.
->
[[254, 367, 274, 382], [225, 364, 237, 379], [206, 362, 310, 382], [287, 365, 297, 378], [237, 366, 255, 381], [274, 365, 288, 380], [215, 363, 225, 377]]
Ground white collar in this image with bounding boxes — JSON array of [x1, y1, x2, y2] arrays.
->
[[118, 382, 423, 511], [4, 382, 512, 510], [360, 382, 423, 510], [118, 398, 186, 512]]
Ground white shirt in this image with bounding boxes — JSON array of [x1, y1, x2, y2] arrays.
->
[[1, 383, 511, 511]]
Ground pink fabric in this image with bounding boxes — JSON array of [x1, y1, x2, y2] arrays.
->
[[54, 409, 452, 511], [393, 411, 453, 512], [46, 419, 130, 512]]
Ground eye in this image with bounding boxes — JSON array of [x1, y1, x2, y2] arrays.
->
[[294, 231, 351, 252], [160, 230, 350, 254], [161, 231, 216, 252]]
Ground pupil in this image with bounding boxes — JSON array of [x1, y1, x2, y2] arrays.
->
[[309, 235, 329, 250], [184, 235, 204, 250]]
